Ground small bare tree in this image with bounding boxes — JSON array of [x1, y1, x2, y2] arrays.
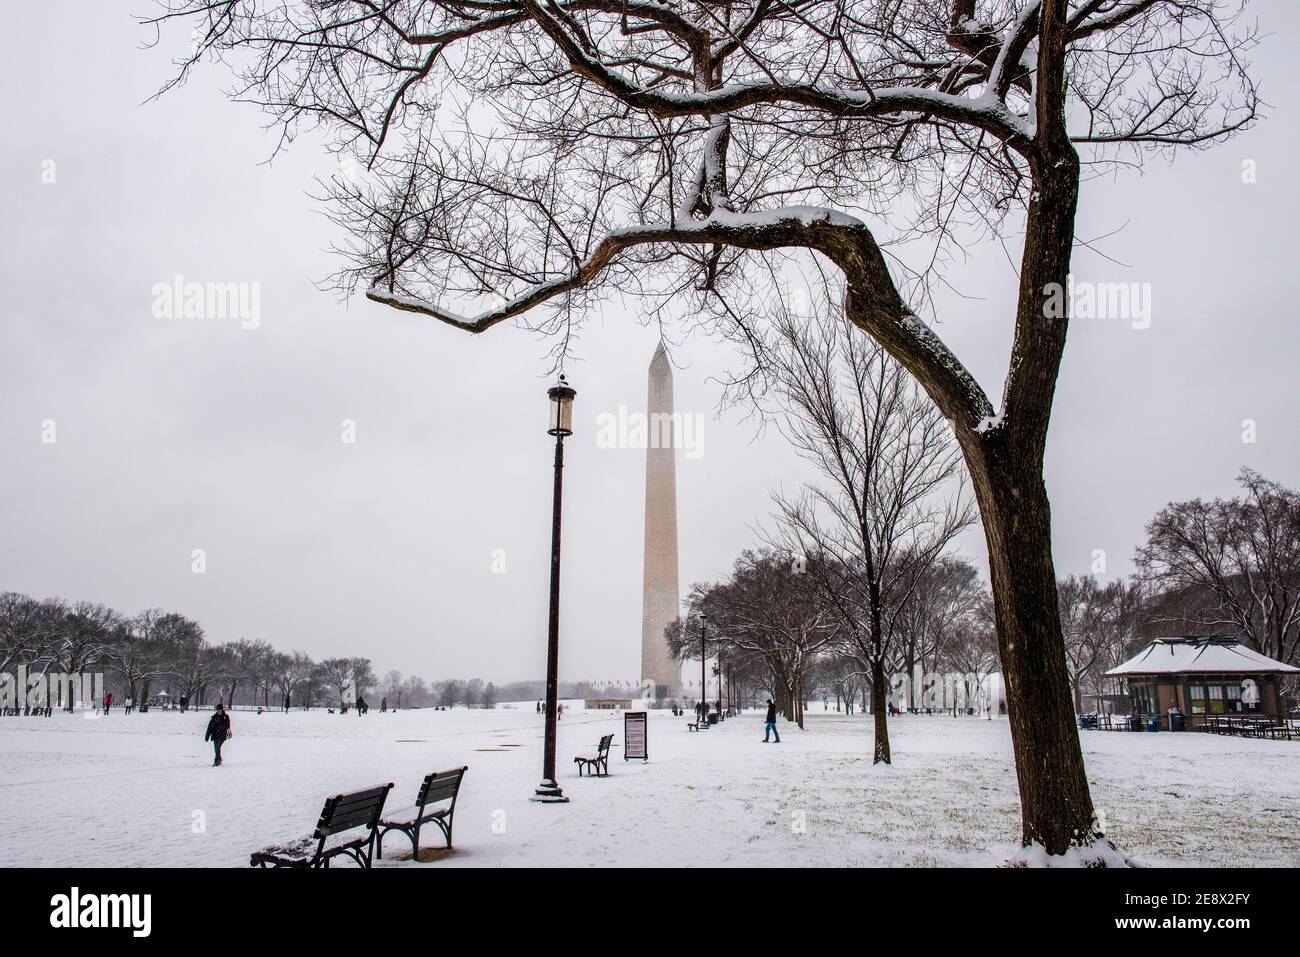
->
[[769, 305, 974, 762]]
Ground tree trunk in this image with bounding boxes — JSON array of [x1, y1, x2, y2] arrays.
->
[[975, 469, 1094, 851], [905, 645, 917, 711], [870, 656, 890, 764]]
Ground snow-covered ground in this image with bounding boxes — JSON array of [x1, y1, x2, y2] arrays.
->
[[1, 706, 1296, 867]]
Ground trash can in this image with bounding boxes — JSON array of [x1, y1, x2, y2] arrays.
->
[[708, 712, 718, 725], [1170, 712, 1185, 732], [1145, 713, 1160, 732]]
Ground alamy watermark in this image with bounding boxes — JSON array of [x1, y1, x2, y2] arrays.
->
[[49, 887, 151, 937], [0, 667, 104, 712], [1043, 275, 1152, 330], [151, 274, 261, 330], [593, 406, 705, 460]]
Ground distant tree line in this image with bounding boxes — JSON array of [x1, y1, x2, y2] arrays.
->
[[0, 592, 647, 713], [0, 600, 383, 712], [0, 599, 510, 713]]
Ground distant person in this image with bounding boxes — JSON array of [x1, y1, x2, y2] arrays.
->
[[204, 703, 232, 767], [536, 700, 542, 714], [762, 698, 781, 743], [179, 694, 189, 713], [124, 696, 134, 715], [381, 696, 388, 713], [557, 702, 564, 721], [103, 692, 113, 715]]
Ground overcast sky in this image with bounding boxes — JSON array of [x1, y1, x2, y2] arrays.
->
[[1, 1, 1296, 685]]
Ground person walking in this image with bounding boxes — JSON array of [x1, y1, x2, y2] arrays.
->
[[103, 692, 113, 715], [762, 698, 781, 743], [124, 696, 134, 715], [557, 702, 564, 721], [204, 703, 232, 766]]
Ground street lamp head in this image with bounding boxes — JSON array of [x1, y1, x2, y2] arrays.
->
[[547, 375, 576, 436]]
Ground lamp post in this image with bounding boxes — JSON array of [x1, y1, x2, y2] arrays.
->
[[699, 614, 708, 719], [533, 376, 575, 804]]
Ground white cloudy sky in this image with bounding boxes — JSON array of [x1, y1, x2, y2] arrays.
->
[[1, 1, 1296, 685]]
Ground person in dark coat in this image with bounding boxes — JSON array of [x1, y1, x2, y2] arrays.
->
[[763, 698, 781, 743], [204, 703, 232, 766]]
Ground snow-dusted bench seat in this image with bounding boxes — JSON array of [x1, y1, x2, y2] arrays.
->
[[574, 734, 613, 777], [250, 783, 393, 868], [376, 766, 468, 860]]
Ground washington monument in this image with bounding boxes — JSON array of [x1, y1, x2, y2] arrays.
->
[[640, 341, 680, 700]]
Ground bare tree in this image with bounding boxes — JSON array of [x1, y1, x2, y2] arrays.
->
[[436, 679, 464, 708], [255, 651, 286, 709], [1138, 469, 1300, 667], [0, 593, 59, 676], [350, 658, 377, 703], [897, 557, 986, 709], [107, 609, 192, 705], [219, 638, 274, 708], [274, 651, 315, 711], [319, 657, 355, 709], [166, 621, 225, 707], [1057, 576, 1111, 714], [382, 669, 404, 704], [463, 677, 486, 709], [399, 674, 431, 708], [769, 306, 974, 762], [152, 0, 1260, 853], [51, 602, 119, 711], [674, 550, 838, 728]]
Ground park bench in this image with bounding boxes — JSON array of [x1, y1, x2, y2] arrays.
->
[[687, 714, 711, 731], [574, 734, 613, 777], [376, 766, 468, 859], [250, 783, 393, 868]]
